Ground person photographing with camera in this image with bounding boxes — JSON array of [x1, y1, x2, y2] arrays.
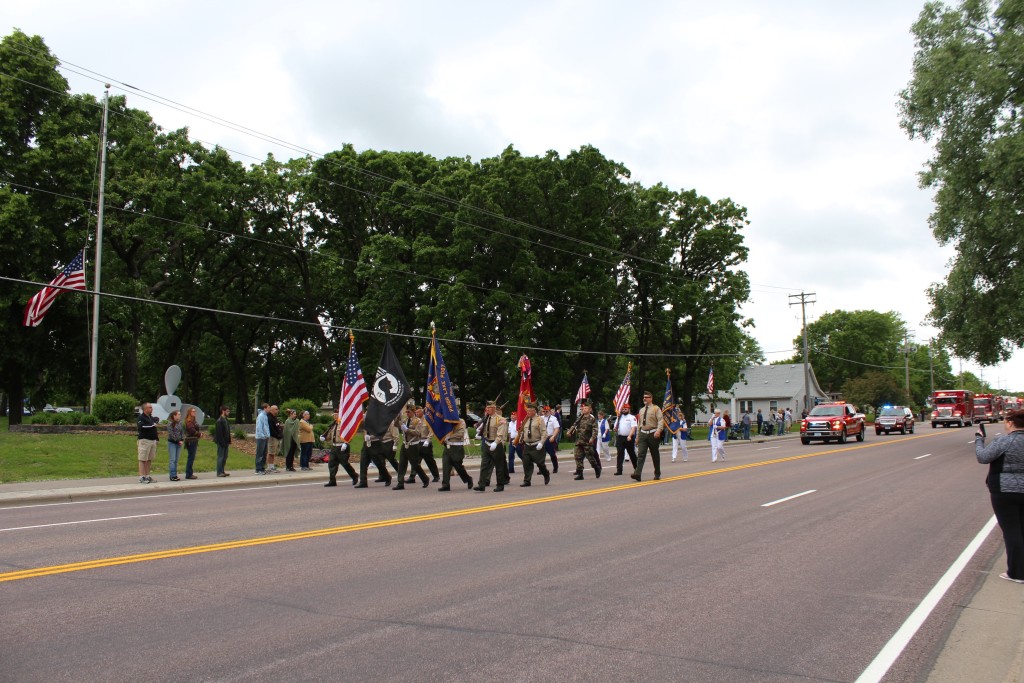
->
[[976, 410, 1024, 583]]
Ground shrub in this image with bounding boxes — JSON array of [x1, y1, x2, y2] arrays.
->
[[233, 428, 247, 440], [315, 412, 334, 425], [32, 413, 53, 425], [93, 393, 138, 422], [65, 412, 82, 425], [50, 412, 69, 426], [79, 414, 99, 426], [281, 398, 320, 419]]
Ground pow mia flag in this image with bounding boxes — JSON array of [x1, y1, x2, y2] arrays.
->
[[363, 339, 412, 436]]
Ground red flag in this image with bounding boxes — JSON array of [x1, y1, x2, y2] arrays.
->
[[23, 249, 87, 327], [515, 355, 536, 427]]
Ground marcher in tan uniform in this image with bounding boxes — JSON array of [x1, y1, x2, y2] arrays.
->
[[633, 390, 663, 481], [414, 406, 440, 482], [518, 403, 551, 487], [475, 401, 509, 492], [394, 404, 429, 489], [438, 418, 474, 491]]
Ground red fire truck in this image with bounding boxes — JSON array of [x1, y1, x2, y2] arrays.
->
[[930, 390, 975, 428], [973, 394, 1002, 423]]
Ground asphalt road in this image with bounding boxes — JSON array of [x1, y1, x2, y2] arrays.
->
[[1, 428, 1001, 682]]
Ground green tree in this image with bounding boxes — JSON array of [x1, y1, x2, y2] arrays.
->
[[795, 310, 907, 393], [900, 0, 1024, 364], [842, 371, 905, 414]]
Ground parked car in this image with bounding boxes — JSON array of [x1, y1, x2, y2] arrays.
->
[[875, 406, 915, 435]]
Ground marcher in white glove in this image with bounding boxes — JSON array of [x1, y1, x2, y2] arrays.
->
[[536, 442, 544, 450], [489, 440, 498, 452]]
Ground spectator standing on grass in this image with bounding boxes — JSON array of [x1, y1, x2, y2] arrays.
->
[[756, 409, 764, 435], [214, 405, 232, 477], [298, 410, 315, 470], [254, 403, 270, 475], [137, 402, 160, 484], [166, 409, 184, 482], [266, 405, 282, 473], [183, 407, 201, 479], [282, 409, 300, 471], [741, 411, 751, 441]]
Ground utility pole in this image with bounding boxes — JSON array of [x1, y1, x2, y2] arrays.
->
[[928, 340, 934, 396], [789, 292, 816, 414], [903, 331, 914, 403]]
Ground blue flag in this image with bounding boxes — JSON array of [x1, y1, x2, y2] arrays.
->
[[424, 331, 460, 441], [663, 373, 684, 435]]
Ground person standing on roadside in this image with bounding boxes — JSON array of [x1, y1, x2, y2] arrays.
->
[[741, 411, 752, 441], [282, 408, 300, 471], [166, 409, 184, 482], [213, 405, 232, 477], [756, 408, 764, 436], [254, 403, 270, 475], [266, 405, 282, 473], [976, 410, 1024, 583], [298, 410, 315, 470], [183, 407, 202, 479], [137, 402, 160, 484]]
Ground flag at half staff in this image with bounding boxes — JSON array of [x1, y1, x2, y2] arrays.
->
[[23, 248, 87, 327], [363, 338, 412, 436], [425, 330, 460, 441], [335, 335, 369, 443]]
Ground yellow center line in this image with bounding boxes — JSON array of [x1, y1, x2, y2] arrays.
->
[[0, 433, 940, 583]]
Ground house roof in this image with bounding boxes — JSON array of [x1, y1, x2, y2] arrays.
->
[[729, 363, 828, 400]]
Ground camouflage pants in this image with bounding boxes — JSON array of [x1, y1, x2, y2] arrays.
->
[[574, 442, 602, 475]]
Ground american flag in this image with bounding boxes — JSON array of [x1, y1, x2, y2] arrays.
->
[[574, 373, 591, 404], [613, 365, 632, 414], [336, 340, 369, 443], [706, 367, 714, 395], [23, 249, 87, 327]]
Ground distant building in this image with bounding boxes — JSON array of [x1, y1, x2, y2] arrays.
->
[[694, 363, 830, 423]]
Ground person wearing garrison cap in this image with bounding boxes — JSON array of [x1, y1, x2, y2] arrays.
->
[[518, 402, 550, 486], [567, 400, 601, 480], [393, 403, 429, 490], [474, 401, 509, 492], [542, 405, 561, 473], [632, 390, 663, 481], [613, 403, 638, 475], [438, 416, 474, 491]]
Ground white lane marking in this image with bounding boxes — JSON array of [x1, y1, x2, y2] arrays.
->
[[0, 513, 164, 532], [914, 453, 932, 460], [761, 490, 816, 507], [855, 515, 998, 683], [757, 446, 781, 451]]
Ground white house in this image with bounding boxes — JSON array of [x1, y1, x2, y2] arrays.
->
[[694, 363, 830, 424]]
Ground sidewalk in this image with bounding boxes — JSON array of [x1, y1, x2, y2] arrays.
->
[[0, 430, 1020, 680]]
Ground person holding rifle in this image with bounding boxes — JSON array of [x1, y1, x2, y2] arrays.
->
[[567, 400, 601, 480]]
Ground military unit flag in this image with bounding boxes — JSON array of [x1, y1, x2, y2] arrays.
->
[[336, 336, 369, 443], [612, 363, 632, 414], [663, 370, 684, 435], [363, 339, 412, 436], [574, 372, 591, 404], [23, 249, 87, 327], [424, 330, 460, 441], [515, 354, 535, 427]]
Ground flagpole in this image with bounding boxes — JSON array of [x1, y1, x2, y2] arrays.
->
[[88, 85, 110, 414]]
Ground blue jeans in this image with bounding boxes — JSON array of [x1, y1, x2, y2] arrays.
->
[[167, 441, 182, 478], [255, 438, 268, 472], [300, 442, 313, 468], [184, 440, 198, 476], [742, 424, 750, 440], [216, 444, 229, 475]]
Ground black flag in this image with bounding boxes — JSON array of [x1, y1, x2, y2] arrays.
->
[[363, 339, 412, 436]]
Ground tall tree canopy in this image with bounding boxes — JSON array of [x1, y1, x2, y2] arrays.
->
[[900, 0, 1024, 364], [0, 30, 763, 425]]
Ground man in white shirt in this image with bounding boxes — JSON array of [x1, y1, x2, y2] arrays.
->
[[613, 405, 638, 475], [542, 405, 561, 474]]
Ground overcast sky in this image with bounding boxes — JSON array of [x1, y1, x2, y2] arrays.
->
[[9, 1, 1020, 391]]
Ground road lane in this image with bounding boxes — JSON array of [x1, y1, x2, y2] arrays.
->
[[2, 429, 998, 682]]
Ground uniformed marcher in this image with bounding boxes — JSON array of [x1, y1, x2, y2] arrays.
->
[[518, 403, 551, 487], [475, 401, 509, 492], [355, 415, 392, 488], [322, 418, 359, 487], [374, 414, 402, 482], [414, 406, 441, 482], [438, 417, 474, 491], [567, 400, 601, 480], [633, 390, 663, 481], [394, 404, 429, 489]]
